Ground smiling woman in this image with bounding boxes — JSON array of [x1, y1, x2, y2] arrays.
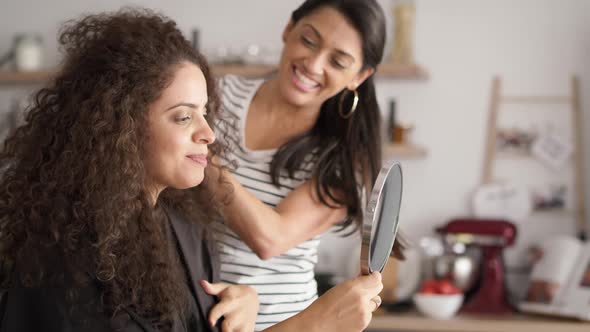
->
[[204, 0, 405, 329], [275, 6, 373, 108], [144, 62, 216, 201]]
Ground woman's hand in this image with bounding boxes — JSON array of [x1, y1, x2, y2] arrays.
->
[[201, 280, 259, 332], [266, 272, 383, 332], [309, 272, 383, 332]]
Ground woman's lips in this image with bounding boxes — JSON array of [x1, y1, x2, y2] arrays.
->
[[290, 65, 320, 92], [187, 154, 208, 167]]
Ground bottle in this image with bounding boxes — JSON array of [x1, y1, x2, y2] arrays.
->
[[191, 28, 200, 50], [388, 99, 397, 142]]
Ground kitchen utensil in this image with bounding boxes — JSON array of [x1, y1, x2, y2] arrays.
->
[[413, 293, 464, 319], [433, 244, 481, 292], [437, 218, 517, 314]]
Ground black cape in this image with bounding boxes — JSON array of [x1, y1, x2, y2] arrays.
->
[[0, 207, 220, 332]]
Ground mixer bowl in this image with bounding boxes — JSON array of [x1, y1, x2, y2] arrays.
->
[[433, 246, 481, 292]]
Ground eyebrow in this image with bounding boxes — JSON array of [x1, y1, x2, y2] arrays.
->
[[165, 102, 205, 111], [303, 24, 355, 62]]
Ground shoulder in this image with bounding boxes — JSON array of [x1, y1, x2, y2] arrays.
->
[[162, 204, 213, 251], [215, 74, 262, 137], [218, 74, 260, 91], [217, 74, 264, 107], [162, 204, 205, 233], [161, 205, 220, 280]]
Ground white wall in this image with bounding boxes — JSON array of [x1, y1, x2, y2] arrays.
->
[[1, 0, 589, 278], [320, 0, 590, 280]]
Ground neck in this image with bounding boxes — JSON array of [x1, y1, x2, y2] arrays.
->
[[147, 184, 163, 207], [259, 79, 321, 132]]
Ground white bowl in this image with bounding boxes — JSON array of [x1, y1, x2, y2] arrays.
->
[[413, 293, 464, 319]]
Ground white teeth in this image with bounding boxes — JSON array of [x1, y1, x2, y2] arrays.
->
[[294, 67, 318, 88]]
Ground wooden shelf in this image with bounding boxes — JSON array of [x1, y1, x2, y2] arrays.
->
[[210, 63, 430, 79], [211, 63, 276, 78], [383, 143, 428, 158], [496, 151, 576, 163], [0, 63, 428, 83], [496, 150, 532, 158], [369, 311, 590, 332], [0, 70, 55, 83], [530, 209, 575, 218], [0, 66, 277, 84], [377, 63, 429, 80]]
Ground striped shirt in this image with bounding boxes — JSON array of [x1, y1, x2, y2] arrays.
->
[[213, 75, 320, 331]]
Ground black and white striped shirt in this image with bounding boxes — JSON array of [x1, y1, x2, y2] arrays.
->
[[213, 75, 321, 331]]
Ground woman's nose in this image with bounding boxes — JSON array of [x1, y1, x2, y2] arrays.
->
[[303, 53, 325, 75], [193, 121, 216, 145]]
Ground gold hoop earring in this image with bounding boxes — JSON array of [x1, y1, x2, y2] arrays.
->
[[338, 89, 359, 119]]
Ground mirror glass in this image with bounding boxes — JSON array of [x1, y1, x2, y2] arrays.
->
[[361, 161, 403, 274]]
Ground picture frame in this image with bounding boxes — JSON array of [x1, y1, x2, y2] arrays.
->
[[531, 132, 573, 169]]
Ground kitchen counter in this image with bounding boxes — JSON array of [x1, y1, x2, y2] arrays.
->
[[368, 310, 590, 332]]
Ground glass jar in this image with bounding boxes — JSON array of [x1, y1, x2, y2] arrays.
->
[[14, 34, 43, 71]]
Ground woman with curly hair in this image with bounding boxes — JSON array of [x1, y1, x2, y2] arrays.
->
[[0, 8, 383, 332], [0, 9, 257, 332]]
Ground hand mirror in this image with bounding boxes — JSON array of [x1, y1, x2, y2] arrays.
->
[[360, 161, 403, 274]]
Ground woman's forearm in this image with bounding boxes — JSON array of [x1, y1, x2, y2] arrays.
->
[[217, 171, 292, 259], [263, 304, 324, 332], [206, 165, 345, 259]]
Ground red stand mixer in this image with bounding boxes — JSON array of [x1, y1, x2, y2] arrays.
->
[[437, 218, 518, 314]]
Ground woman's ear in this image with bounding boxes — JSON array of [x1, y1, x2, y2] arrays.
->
[[282, 20, 295, 43], [349, 67, 375, 90]]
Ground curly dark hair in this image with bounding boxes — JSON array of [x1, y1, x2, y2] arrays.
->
[[0, 8, 228, 325]]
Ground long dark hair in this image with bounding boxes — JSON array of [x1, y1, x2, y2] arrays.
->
[[269, 0, 404, 257], [0, 8, 227, 325]]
